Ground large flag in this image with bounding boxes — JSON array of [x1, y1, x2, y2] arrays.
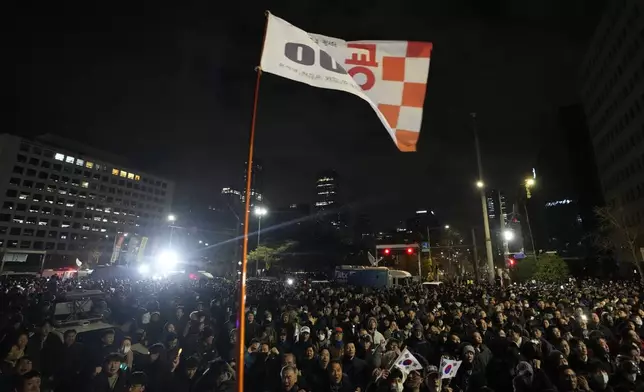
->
[[393, 348, 424, 374], [260, 12, 432, 152], [439, 358, 462, 379]]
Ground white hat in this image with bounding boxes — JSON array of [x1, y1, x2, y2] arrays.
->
[[300, 326, 311, 334]]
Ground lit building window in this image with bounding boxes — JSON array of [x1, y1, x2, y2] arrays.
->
[[54, 153, 65, 161], [76, 159, 84, 166], [112, 169, 119, 176], [134, 175, 140, 181], [120, 171, 127, 178], [81, 181, 89, 188], [85, 161, 94, 169], [127, 173, 134, 180], [65, 156, 75, 164]]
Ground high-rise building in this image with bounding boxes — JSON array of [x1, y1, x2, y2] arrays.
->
[[222, 160, 263, 210], [0, 134, 174, 267], [580, 0, 644, 228], [314, 170, 344, 230], [315, 170, 338, 211], [486, 189, 509, 258], [244, 160, 263, 208]]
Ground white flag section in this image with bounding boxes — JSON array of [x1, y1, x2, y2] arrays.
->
[[260, 13, 432, 152], [439, 358, 462, 379], [394, 348, 424, 374]]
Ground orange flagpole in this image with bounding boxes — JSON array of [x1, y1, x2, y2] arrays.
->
[[237, 10, 270, 392]]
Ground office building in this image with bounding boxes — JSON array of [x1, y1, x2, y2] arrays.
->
[[315, 170, 338, 211], [486, 189, 509, 258], [244, 159, 263, 208], [580, 0, 644, 227], [0, 134, 174, 265], [221, 160, 264, 210]]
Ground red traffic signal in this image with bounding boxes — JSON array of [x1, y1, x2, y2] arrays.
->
[[383, 248, 391, 255], [406, 247, 414, 255]]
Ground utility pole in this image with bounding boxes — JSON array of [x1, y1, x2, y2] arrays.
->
[[471, 227, 479, 282], [471, 113, 496, 284]]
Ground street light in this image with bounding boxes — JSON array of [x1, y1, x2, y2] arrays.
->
[[167, 214, 176, 247], [444, 225, 450, 230], [503, 230, 515, 241], [525, 178, 535, 187], [253, 206, 268, 276], [476, 180, 484, 188]]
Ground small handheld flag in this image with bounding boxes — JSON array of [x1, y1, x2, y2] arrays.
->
[[440, 358, 462, 379]]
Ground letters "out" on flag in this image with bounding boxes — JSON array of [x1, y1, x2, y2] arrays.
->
[[260, 12, 433, 152]]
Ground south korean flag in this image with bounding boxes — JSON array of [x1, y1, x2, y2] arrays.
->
[[394, 348, 423, 374]]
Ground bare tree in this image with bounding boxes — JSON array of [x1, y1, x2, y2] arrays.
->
[[595, 205, 643, 282]]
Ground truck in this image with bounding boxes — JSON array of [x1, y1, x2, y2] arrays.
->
[[335, 266, 413, 288]]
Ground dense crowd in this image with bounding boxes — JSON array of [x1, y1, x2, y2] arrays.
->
[[1, 274, 644, 392]]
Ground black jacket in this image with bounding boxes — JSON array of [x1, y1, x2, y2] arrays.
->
[[91, 370, 128, 392]]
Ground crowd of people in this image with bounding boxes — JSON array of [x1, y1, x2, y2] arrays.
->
[[1, 274, 644, 392]]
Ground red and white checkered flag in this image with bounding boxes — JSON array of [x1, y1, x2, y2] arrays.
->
[[260, 12, 432, 152]]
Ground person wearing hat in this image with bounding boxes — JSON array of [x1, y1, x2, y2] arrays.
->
[[276, 328, 292, 355], [141, 344, 171, 392], [405, 324, 432, 363], [166, 355, 200, 392], [453, 345, 487, 392], [293, 326, 312, 362]]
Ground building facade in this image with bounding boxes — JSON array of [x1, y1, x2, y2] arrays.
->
[[0, 134, 174, 266], [315, 170, 338, 211], [580, 0, 644, 227]]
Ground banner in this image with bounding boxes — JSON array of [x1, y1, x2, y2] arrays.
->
[[137, 237, 148, 262], [261, 13, 432, 152], [110, 234, 125, 264]]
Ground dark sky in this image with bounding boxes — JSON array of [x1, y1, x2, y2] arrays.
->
[[14, 0, 605, 230]]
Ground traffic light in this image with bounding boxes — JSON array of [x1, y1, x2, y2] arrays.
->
[[508, 257, 516, 267], [406, 247, 414, 255], [383, 248, 391, 255]]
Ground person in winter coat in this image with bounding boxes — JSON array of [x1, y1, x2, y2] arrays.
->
[[322, 361, 355, 392], [405, 325, 432, 362], [193, 359, 236, 392], [365, 318, 385, 346], [91, 353, 129, 392], [452, 345, 487, 392], [511, 361, 556, 392]]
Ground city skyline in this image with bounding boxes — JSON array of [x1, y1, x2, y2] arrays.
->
[[13, 0, 608, 229]]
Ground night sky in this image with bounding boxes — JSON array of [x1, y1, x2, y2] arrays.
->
[[14, 0, 605, 229]]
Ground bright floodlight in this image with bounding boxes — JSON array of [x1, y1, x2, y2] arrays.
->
[[503, 230, 515, 241], [444, 225, 450, 230], [167, 214, 176, 222], [525, 178, 535, 187], [158, 250, 178, 269], [254, 206, 268, 216], [286, 278, 294, 286], [138, 264, 150, 274], [476, 181, 484, 188]]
